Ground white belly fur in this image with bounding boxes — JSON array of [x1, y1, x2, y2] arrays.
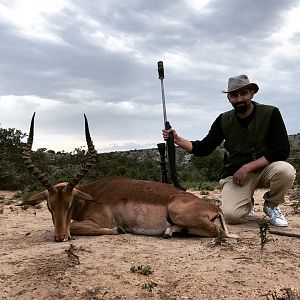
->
[[113, 202, 169, 235]]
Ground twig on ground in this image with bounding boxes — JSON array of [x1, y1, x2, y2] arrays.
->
[[259, 219, 270, 250], [269, 230, 300, 238], [65, 243, 80, 265]]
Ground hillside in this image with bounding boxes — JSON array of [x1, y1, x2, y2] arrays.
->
[[121, 132, 300, 159], [116, 133, 300, 184], [289, 133, 300, 162], [0, 128, 299, 191]]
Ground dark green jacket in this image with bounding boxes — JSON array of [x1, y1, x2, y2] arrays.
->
[[221, 102, 274, 177]]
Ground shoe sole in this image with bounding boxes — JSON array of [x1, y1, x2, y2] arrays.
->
[[269, 222, 288, 227]]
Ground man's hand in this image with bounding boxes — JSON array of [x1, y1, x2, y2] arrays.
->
[[233, 157, 270, 186], [161, 129, 193, 152], [233, 165, 249, 186], [162, 128, 178, 141]]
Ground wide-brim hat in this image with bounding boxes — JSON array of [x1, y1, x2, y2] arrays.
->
[[222, 74, 259, 94]]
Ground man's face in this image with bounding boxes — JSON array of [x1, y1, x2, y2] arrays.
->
[[227, 88, 254, 114]]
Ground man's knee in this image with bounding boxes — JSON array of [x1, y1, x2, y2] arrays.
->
[[272, 162, 296, 185], [223, 209, 247, 225]]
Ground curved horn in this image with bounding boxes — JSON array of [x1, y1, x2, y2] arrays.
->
[[23, 112, 55, 193], [65, 114, 97, 191]]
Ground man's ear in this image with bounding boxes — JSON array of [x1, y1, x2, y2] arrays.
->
[[21, 190, 48, 206]]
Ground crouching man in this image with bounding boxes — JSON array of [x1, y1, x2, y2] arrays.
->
[[163, 74, 296, 227]]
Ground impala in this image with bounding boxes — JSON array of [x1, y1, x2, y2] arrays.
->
[[23, 113, 238, 242]]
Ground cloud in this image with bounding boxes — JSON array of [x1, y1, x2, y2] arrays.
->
[[0, 0, 299, 152]]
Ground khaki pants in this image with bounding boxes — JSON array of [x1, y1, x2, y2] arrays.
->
[[219, 161, 296, 224]]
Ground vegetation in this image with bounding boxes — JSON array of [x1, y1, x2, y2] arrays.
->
[[0, 127, 27, 190], [0, 126, 163, 192], [141, 281, 158, 293], [259, 219, 270, 250], [288, 133, 300, 185], [0, 126, 299, 196], [130, 265, 153, 276], [266, 287, 300, 300]]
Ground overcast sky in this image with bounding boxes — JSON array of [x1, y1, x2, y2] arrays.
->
[[0, 0, 300, 152]]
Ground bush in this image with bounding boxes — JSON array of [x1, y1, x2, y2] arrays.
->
[[188, 149, 223, 182], [198, 181, 219, 191], [1, 125, 299, 194], [0, 127, 27, 190]]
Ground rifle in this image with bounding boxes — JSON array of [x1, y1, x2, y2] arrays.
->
[[157, 61, 185, 191]]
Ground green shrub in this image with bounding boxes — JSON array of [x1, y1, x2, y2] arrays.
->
[[198, 181, 219, 191], [1, 125, 299, 196]]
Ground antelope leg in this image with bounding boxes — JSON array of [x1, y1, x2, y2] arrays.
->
[[70, 220, 119, 236]]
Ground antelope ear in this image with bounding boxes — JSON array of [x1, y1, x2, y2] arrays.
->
[[20, 190, 48, 206], [73, 189, 94, 202]]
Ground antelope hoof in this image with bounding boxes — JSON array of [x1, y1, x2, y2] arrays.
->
[[162, 226, 173, 238], [162, 233, 172, 239]]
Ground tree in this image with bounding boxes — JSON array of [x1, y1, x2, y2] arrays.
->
[[190, 149, 223, 181], [0, 127, 27, 189]]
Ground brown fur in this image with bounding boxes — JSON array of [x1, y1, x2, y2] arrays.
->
[[26, 176, 238, 242]]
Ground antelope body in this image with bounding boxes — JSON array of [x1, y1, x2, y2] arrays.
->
[[23, 114, 238, 242]]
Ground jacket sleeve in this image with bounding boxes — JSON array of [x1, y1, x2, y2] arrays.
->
[[264, 107, 290, 162], [190, 114, 224, 156]]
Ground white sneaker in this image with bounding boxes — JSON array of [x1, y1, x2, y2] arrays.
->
[[263, 203, 288, 227]]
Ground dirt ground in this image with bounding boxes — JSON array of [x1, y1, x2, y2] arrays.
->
[[0, 187, 299, 300]]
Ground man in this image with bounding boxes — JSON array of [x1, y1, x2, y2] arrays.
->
[[163, 74, 295, 227]]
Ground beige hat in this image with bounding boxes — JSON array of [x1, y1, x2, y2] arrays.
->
[[222, 74, 259, 94]]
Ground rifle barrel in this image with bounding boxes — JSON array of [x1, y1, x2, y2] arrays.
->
[[158, 61, 168, 127], [160, 79, 168, 127]]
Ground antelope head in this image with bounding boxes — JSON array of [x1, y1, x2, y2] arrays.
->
[[23, 113, 97, 242]]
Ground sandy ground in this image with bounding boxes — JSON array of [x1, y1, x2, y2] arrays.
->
[[0, 188, 299, 300]]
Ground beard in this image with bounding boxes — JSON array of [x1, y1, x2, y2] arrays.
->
[[233, 102, 250, 114]]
